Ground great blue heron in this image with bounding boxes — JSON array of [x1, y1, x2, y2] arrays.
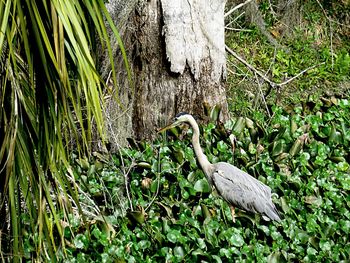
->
[[159, 113, 281, 222]]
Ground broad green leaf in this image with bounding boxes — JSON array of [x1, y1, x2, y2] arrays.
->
[[74, 234, 87, 249], [194, 179, 211, 193], [229, 233, 244, 247]]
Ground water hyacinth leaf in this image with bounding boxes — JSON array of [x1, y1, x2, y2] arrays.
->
[[161, 160, 174, 172], [192, 248, 206, 257], [330, 156, 345, 163], [200, 203, 211, 219], [289, 139, 302, 157], [210, 104, 221, 122], [337, 161, 349, 172], [74, 234, 88, 249], [323, 112, 335, 121], [182, 190, 190, 199], [212, 255, 223, 263], [220, 248, 231, 258], [137, 162, 152, 169], [271, 140, 285, 157], [291, 119, 298, 134], [274, 126, 287, 141], [319, 240, 332, 251], [328, 126, 342, 144], [289, 134, 308, 157], [197, 238, 207, 250], [308, 236, 319, 249], [139, 240, 151, 250], [194, 179, 211, 193], [280, 197, 290, 213], [339, 99, 349, 108], [172, 148, 185, 163], [128, 210, 145, 225], [341, 177, 350, 190], [304, 196, 322, 207], [245, 117, 254, 129], [248, 142, 256, 154], [167, 230, 181, 243], [217, 140, 229, 153], [249, 127, 258, 142], [267, 252, 281, 263], [229, 233, 244, 247], [87, 164, 96, 177], [320, 126, 331, 137], [274, 152, 289, 162], [232, 117, 245, 135], [297, 231, 309, 244], [174, 246, 185, 260]]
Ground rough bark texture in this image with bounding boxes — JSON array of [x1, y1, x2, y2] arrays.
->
[[101, 0, 227, 147]]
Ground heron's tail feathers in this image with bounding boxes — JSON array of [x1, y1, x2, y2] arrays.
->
[[264, 203, 282, 222]]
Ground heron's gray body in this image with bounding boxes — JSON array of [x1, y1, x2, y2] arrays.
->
[[212, 162, 281, 222], [159, 113, 281, 222]]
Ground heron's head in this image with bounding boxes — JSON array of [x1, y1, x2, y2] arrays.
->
[[158, 112, 194, 132]]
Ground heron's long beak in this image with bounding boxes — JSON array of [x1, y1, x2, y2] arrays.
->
[[157, 120, 181, 133]]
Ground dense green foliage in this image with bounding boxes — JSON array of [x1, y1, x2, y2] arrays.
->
[[2, 0, 349, 261], [36, 98, 349, 262], [0, 0, 128, 260], [226, 0, 350, 114]]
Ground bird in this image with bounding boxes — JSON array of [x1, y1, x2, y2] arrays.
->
[[159, 112, 281, 222]]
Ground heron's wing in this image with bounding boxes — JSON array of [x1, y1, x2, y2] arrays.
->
[[212, 162, 281, 221]]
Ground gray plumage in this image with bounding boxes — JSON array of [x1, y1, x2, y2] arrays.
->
[[159, 113, 281, 222], [212, 163, 281, 221]]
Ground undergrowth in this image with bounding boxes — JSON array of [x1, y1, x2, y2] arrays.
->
[[17, 1, 350, 262], [21, 98, 350, 262], [225, 0, 350, 116]]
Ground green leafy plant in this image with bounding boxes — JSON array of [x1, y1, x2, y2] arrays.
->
[[34, 98, 350, 262], [0, 0, 130, 261]]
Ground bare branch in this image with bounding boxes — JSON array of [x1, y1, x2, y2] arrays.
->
[[225, 0, 255, 18], [225, 45, 325, 89], [226, 45, 275, 87], [278, 63, 325, 87], [253, 71, 271, 117]]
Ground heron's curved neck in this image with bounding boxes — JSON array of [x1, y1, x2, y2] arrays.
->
[[187, 117, 213, 179]]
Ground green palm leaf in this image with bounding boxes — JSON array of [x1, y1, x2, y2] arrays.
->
[[0, 0, 129, 261]]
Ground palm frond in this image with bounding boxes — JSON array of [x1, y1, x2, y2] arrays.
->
[[0, 0, 130, 260]]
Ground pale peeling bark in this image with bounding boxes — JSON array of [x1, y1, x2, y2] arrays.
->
[[161, 0, 226, 81], [101, 0, 228, 145]]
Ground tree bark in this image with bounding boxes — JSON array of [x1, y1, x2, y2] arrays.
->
[[101, 0, 228, 147]]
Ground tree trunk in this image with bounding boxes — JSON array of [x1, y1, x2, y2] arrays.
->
[[101, 0, 227, 147]]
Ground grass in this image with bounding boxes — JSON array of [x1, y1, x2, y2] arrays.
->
[[225, 0, 350, 116]]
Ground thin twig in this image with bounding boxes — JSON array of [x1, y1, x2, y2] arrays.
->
[[314, 0, 335, 69], [224, 27, 253, 32], [254, 71, 271, 118], [225, 45, 325, 88], [0, 231, 4, 263], [225, 0, 255, 18], [66, 171, 101, 216], [121, 158, 135, 211], [145, 145, 162, 211], [277, 63, 325, 86], [314, 0, 350, 28], [226, 45, 276, 87]]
